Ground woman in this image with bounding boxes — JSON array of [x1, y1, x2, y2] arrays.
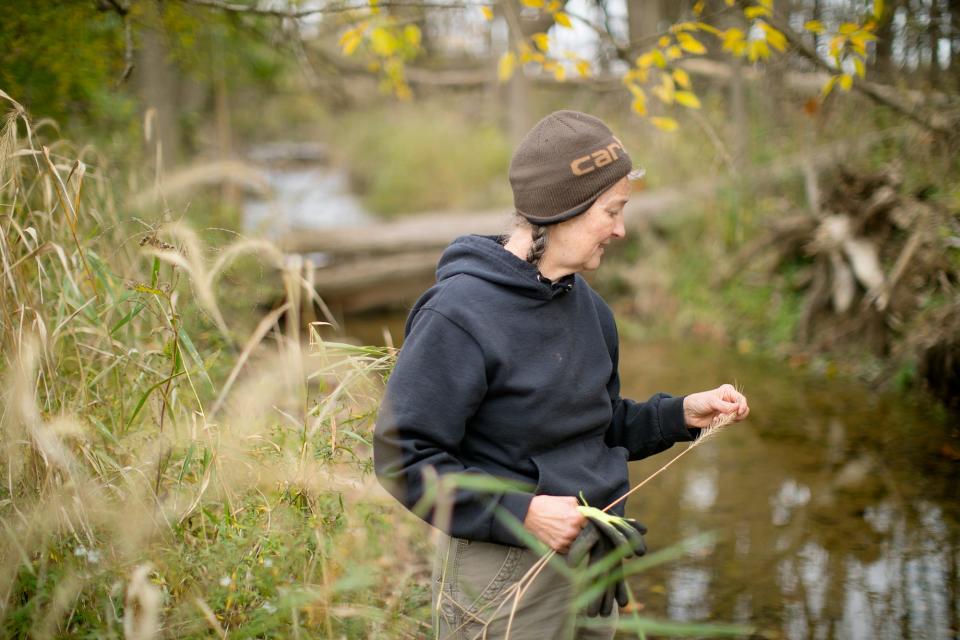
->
[[374, 110, 749, 639]]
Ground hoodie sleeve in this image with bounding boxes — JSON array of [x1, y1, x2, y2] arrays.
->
[[373, 308, 534, 547], [603, 339, 698, 460], [596, 308, 699, 459]]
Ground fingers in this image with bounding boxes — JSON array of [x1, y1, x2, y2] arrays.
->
[[566, 522, 599, 566], [599, 582, 614, 617], [615, 578, 629, 608], [613, 519, 646, 557], [625, 518, 647, 536], [715, 384, 750, 421], [590, 518, 633, 558]]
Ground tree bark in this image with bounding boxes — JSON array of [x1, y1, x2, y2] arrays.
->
[[930, 0, 942, 87], [626, 0, 661, 53], [874, 0, 898, 81], [136, 1, 182, 172]]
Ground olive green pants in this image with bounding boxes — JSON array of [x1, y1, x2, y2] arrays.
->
[[432, 533, 618, 640]]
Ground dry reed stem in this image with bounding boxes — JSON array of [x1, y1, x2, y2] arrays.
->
[[602, 411, 736, 513]]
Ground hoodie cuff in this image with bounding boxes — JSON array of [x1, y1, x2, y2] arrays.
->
[[658, 394, 696, 443], [488, 491, 535, 547]]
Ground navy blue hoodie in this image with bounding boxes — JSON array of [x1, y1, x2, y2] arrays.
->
[[373, 235, 696, 547]]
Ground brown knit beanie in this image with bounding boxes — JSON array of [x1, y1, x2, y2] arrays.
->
[[509, 110, 641, 225]]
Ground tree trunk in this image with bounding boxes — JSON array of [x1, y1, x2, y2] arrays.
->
[[626, 0, 661, 53], [952, 0, 960, 89], [874, 0, 898, 81], [502, 0, 531, 144], [930, 0, 942, 87], [136, 1, 182, 172]]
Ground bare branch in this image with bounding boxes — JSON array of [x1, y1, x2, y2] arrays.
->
[[180, 0, 492, 19], [763, 8, 956, 138]]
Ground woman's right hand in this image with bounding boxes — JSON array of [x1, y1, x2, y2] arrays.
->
[[523, 495, 586, 553]]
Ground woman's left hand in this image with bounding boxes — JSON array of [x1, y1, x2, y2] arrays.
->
[[682, 384, 750, 428]]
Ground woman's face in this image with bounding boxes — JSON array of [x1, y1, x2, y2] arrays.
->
[[546, 177, 630, 273]]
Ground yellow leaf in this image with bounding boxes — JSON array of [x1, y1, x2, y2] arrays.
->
[[853, 57, 866, 78], [521, 0, 544, 7], [675, 91, 701, 108], [623, 67, 647, 83], [671, 22, 698, 33], [545, 0, 561, 11], [697, 22, 721, 35], [404, 24, 422, 48], [576, 60, 591, 77], [672, 68, 691, 88], [650, 117, 679, 131], [666, 45, 683, 60], [839, 22, 859, 35], [829, 36, 846, 58], [519, 42, 535, 63], [498, 51, 516, 81], [838, 73, 853, 90], [658, 36, 671, 48], [637, 51, 655, 69], [553, 65, 566, 81], [554, 11, 572, 28], [631, 96, 647, 116], [821, 75, 839, 98], [759, 0, 772, 7], [651, 49, 667, 67], [748, 39, 770, 61], [744, 6, 770, 19], [651, 85, 673, 105], [722, 27, 743, 42], [677, 33, 706, 55], [481, 5, 494, 21], [626, 82, 644, 98], [339, 29, 362, 56], [804, 20, 824, 34], [652, 74, 675, 104], [725, 0, 734, 5], [765, 27, 787, 52], [532, 32, 549, 51], [693, 0, 705, 15], [873, 0, 884, 20], [370, 27, 396, 56], [854, 31, 878, 42]]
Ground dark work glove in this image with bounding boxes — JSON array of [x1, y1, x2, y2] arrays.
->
[[567, 507, 647, 617]]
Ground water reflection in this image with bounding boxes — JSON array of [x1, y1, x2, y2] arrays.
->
[[617, 339, 959, 640]]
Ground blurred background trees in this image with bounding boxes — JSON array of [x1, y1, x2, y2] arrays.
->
[[2, 0, 958, 399]]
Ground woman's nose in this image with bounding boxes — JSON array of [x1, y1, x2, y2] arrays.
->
[[612, 219, 626, 239]]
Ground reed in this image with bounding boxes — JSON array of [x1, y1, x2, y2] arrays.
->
[[0, 95, 425, 638]]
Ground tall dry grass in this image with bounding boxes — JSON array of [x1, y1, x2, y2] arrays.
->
[[0, 91, 433, 638]]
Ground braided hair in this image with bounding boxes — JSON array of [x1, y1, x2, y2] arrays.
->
[[526, 224, 548, 266]]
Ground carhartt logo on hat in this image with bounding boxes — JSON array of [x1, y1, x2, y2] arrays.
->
[[509, 110, 642, 225]]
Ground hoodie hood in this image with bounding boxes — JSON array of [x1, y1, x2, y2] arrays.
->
[[436, 234, 575, 301]]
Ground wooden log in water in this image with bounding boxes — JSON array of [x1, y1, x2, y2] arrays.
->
[[310, 251, 441, 313]]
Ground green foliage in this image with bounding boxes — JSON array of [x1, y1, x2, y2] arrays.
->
[[329, 105, 513, 216], [0, 0, 129, 127]]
